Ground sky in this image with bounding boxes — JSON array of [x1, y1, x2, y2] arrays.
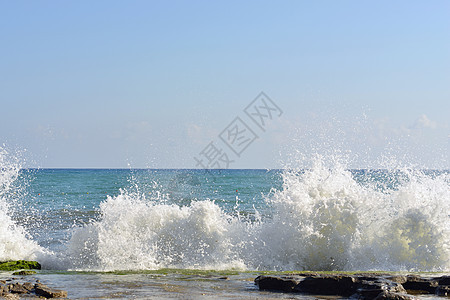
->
[[0, 0, 449, 169]]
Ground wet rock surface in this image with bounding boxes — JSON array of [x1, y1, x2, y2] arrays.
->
[[255, 273, 450, 299], [0, 279, 68, 299]]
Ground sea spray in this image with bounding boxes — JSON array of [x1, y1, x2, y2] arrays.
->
[[366, 169, 450, 271], [255, 158, 369, 271], [258, 158, 449, 271], [66, 191, 248, 271], [1, 146, 448, 272], [63, 157, 449, 272], [0, 147, 43, 261]]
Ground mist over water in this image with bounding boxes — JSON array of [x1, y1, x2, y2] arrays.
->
[[1, 146, 449, 272]]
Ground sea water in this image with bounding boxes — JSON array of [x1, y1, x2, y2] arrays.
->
[[1, 147, 449, 298]]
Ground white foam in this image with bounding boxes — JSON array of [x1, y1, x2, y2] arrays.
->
[[2, 146, 449, 272], [0, 147, 43, 261], [255, 158, 450, 271], [66, 191, 247, 271], [64, 157, 449, 272]]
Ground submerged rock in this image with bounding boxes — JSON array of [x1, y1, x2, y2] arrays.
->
[[11, 270, 37, 276]]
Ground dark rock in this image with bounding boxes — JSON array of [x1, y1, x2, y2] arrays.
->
[[356, 276, 385, 282], [402, 275, 438, 294], [374, 291, 413, 300], [12, 270, 37, 276], [35, 283, 68, 298], [8, 282, 28, 294], [438, 275, 450, 285], [436, 285, 450, 296], [0, 260, 41, 271], [294, 275, 357, 296], [357, 287, 386, 299], [386, 275, 408, 284], [255, 275, 301, 292], [254, 273, 450, 299], [356, 278, 406, 300], [0, 278, 68, 299], [22, 282, 34, 291]]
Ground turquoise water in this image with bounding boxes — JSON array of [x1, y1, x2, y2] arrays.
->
[[1, 154, 449, 298], [16, 169, 282, 252]]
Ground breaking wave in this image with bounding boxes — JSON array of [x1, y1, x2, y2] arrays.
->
[[65, 157, 449, 272], [1, 146, 449, 272]]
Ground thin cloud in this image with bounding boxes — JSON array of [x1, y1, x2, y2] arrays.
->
[[413, 114, 437, 129]]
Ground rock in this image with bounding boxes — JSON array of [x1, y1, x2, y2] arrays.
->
[[3, 293, 20, 299], [436, 285, 450, 296], [0, 278, 68, 299], [402, 275, 438, 294], [357, 282, 392, 299], [8, 282, 28, 294], [35, 283, 68, 298], [386, 275, 408, 284], [12, 270, 37, 275], [22, 282, 34, 291], [254, 272, 450, 299], [354, 277, 406, 300], [0, 260, 41, 271], [255, 275, 301, 292], [374, 291, 413, 299], [437, 275, 450, 285], [294, 275, 357, 296]]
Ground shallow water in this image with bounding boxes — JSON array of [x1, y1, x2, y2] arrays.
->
[[2, 270, 448, 299], [0, 269, 326, 299]]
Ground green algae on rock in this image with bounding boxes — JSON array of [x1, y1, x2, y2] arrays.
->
[[0, 260, 41, 271]]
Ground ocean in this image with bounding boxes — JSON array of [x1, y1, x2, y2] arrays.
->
[[1, 150, 449, 298]]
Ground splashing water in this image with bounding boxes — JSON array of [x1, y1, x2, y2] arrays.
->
[[66, 192, 248, 271], [1, 147, 449, 272], [0, 147, 43, 261], [255, 157, 449, 271], [65, 157, 449, 272]]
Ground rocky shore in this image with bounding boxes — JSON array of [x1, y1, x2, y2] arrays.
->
[[255, 273, 450, 299], [1, 280, 68, 299], [0, 261, 68, 299]]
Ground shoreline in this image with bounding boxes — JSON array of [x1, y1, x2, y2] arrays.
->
[[1, 264, 450, 299]]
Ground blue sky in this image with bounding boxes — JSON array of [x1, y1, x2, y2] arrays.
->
[[1, 0, 449, 169]]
